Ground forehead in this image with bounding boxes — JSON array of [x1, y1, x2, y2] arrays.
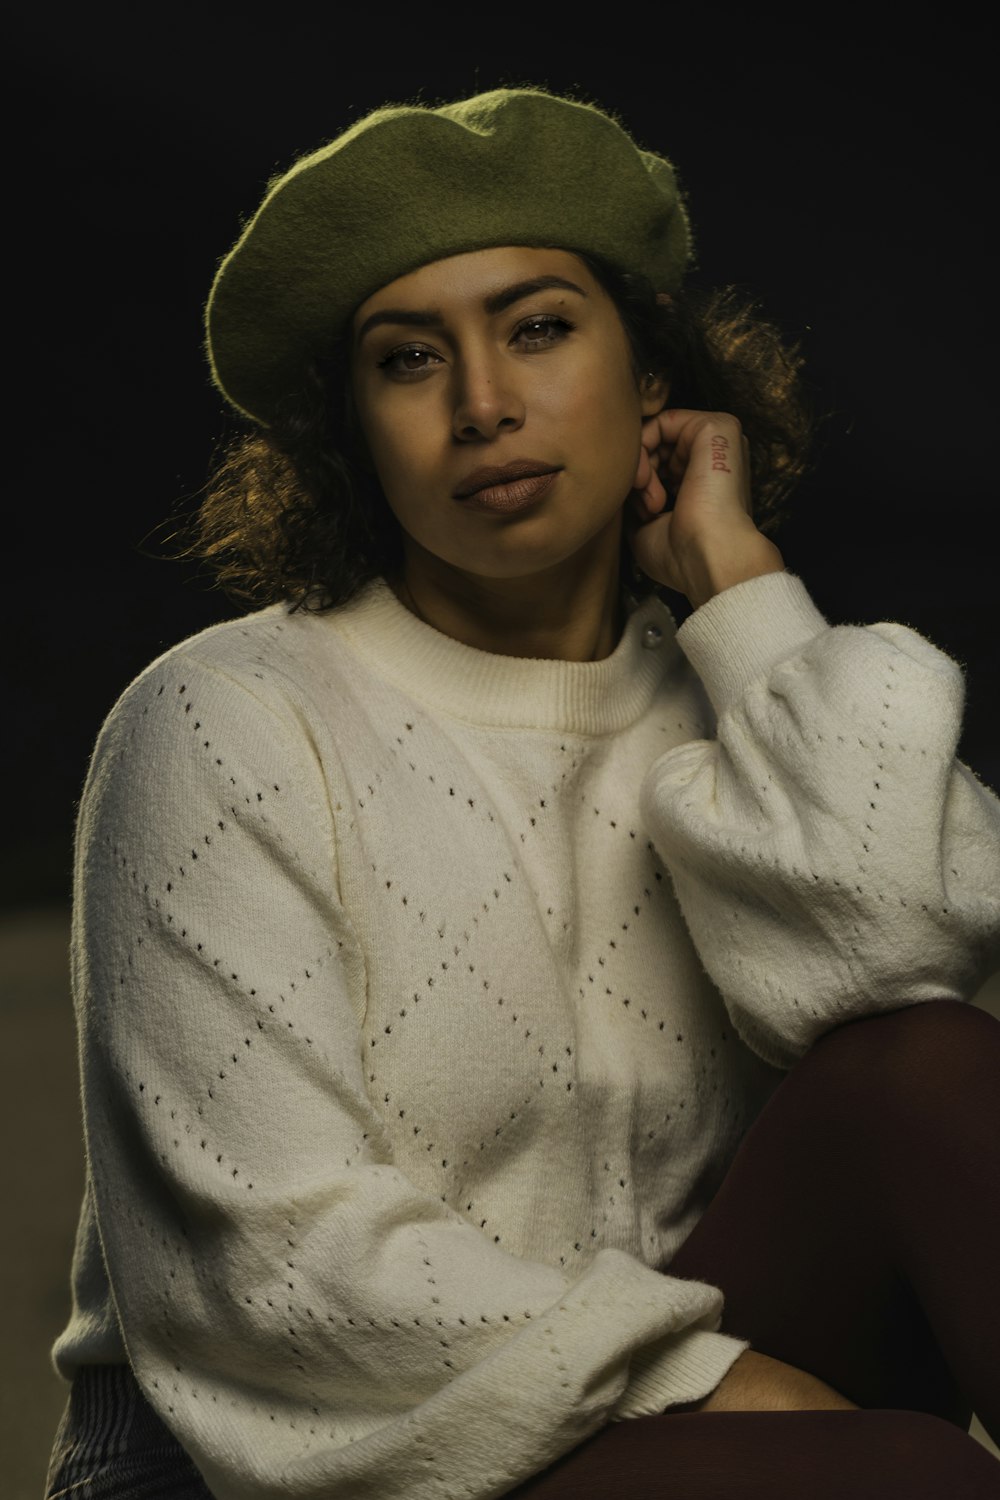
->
[[351, 245, 595, 327]]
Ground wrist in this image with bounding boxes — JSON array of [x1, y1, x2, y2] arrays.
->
[[683, 534, 785, 609]]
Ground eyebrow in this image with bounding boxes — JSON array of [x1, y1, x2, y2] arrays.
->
[[354, 275, 588, 346]]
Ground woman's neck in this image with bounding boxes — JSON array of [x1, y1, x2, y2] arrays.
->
[[390, 530, 627, 662]]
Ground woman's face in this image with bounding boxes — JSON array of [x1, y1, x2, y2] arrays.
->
[[350, 246, 666, 584]]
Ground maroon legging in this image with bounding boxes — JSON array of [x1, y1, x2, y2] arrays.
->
[[508, 999, 1000, 1498]]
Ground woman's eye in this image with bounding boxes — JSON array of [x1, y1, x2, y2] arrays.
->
[[377, 345, 441, 377], [513, 315, 573, 347]]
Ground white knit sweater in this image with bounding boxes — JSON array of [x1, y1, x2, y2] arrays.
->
[[52, 571, 1000, 1499]]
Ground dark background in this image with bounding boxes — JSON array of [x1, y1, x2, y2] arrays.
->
[[8, 8, 997, 913], [6, 16, 1000, 1492]]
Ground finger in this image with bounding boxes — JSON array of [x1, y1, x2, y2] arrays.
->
[[660, 411, 749, 493], [634, 440, 668, 515], [627, 508, 675, 585], [642, 468, 668, 514], [654, 409, 744, 457], [639, 415, 668, 470], [641, 412, 668, 448]]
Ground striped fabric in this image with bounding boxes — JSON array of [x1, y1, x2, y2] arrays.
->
[[45, 1364, 212, 1499]]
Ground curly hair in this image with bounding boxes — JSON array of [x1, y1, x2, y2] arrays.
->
[[170, 251, 819, 613]]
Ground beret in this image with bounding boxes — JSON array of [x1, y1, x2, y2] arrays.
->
[[204, 86, 692, 427]]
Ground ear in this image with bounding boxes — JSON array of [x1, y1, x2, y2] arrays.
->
[[640, 370, 670, 416]]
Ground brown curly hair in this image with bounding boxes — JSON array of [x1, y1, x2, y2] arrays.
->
[[170, 251, 818, 613]]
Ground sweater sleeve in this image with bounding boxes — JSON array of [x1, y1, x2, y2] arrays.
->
[[71, 650, 745, 1500], [640, 571, 1000, 1069]]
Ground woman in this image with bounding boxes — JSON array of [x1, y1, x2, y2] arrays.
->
[[45, 86, 1000, 1498]]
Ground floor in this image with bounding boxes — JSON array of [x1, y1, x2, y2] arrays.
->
[[2, 904, 997, 1499]]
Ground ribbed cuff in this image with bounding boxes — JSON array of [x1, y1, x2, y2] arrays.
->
[[611, 1327, 749, 1420], [676, 572, 828, 718]]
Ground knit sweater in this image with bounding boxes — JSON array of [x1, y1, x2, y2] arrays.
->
[[52, 570, 1000, 1500]]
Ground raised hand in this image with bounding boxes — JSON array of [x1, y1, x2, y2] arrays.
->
[[627, 408, 785, 608]]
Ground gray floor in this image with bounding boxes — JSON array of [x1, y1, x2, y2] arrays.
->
[[2, 905, 997, 1499]]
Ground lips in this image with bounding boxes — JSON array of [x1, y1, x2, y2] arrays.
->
[[452, 460, 560, 499]]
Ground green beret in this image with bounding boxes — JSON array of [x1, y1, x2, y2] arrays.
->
[[204, 86, 692, 427]]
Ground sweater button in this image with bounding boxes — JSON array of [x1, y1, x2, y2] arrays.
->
[[641, 625, 663, 649]]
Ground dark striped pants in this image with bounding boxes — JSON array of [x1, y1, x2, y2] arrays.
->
[[45, 1361, 209, 1498]]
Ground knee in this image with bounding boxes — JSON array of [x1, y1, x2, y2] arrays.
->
[[796, 999, 1000, 1144], [816, 997, 998, 1092]]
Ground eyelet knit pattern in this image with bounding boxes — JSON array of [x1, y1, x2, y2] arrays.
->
[[51, 572, 1000, 1499]]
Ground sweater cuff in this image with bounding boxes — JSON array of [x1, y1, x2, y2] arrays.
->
[[676, 572, 828, 719], [611, 1328, 749, 1421]]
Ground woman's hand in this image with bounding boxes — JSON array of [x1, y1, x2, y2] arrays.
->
[[627, 408, 785, 608], [689, 1350, 858, 1413]]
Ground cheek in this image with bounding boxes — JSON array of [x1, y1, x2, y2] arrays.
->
[[356, 405, 429, 497], [359, 410, 449, 543], [565, 364, 644, 475]]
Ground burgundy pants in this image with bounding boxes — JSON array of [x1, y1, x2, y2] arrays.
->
[[509, 999, 1000, 1497]]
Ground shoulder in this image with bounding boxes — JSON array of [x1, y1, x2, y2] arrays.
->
[[102, 600, 360, 736], [133, 600, 338, 690], [84, 599, 378, 809]]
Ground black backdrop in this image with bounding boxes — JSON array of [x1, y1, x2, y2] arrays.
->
[[8, 9, 996, 910]]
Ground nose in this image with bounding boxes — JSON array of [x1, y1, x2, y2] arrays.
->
[[451, 350, 525, 441]]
